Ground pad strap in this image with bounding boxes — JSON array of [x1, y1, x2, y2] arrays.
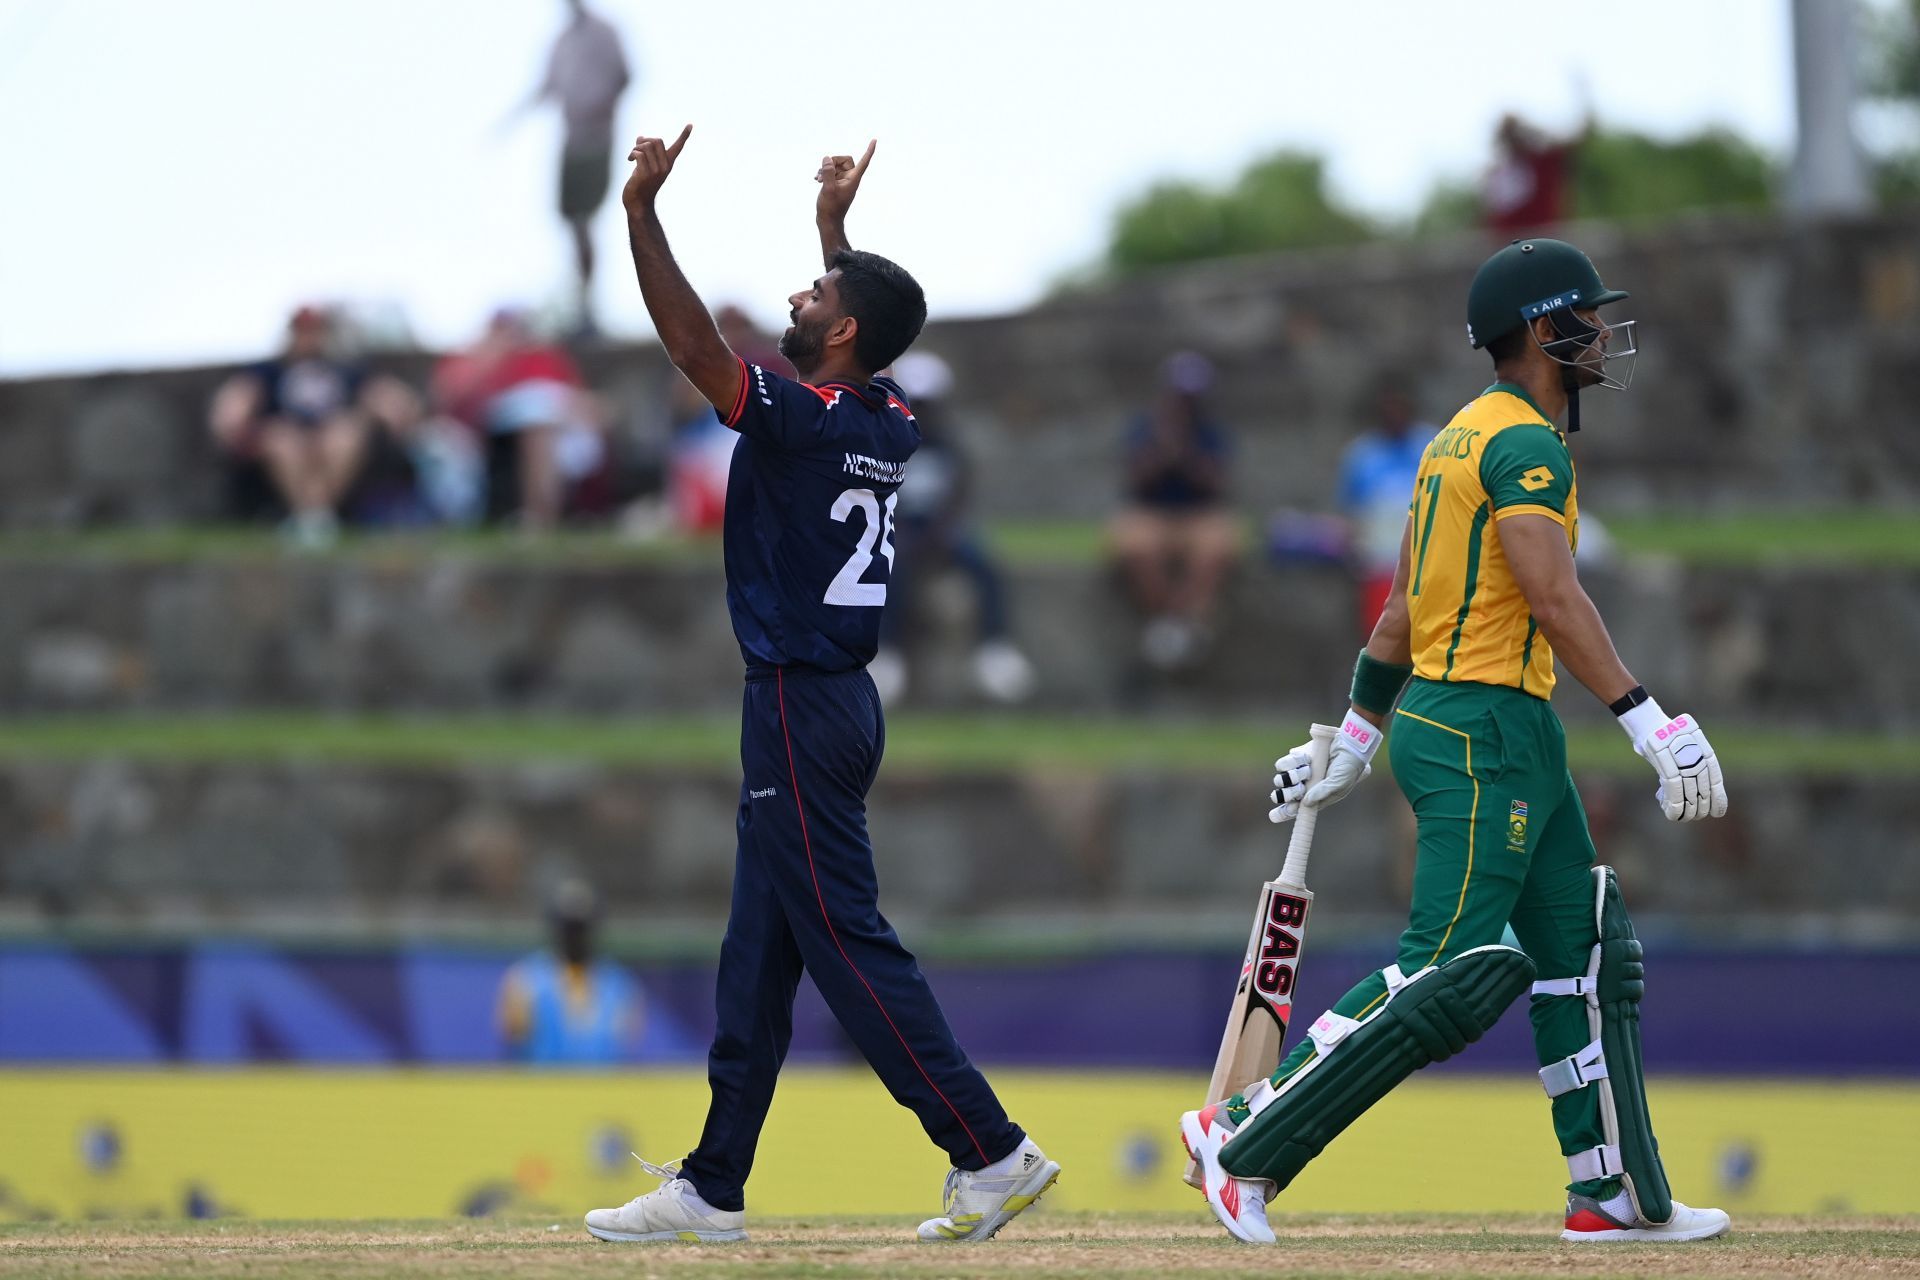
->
[[1531, 976, 1597, 997], [1306, 1010, 1362, 1057], [1568, 1143, 1625, 1182], [1539, 1038, 1609, 1098]]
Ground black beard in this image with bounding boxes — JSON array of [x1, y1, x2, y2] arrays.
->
[[779, 318, 827, 373]]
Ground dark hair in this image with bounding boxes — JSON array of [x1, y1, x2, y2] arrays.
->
[[1485, 324, 1532, 365], [830, 249, 926, 374]]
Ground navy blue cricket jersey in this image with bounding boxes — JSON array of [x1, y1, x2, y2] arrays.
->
[[720, 358, 920, 672]]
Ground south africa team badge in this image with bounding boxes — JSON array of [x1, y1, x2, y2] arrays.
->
[[1507, 800, 1529, 852]]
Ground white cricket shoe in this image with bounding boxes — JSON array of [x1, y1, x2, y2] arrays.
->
[[1562, 1190, 1730, 1242], [1181, 1103, 1276, 1244], [916, 1137, 1061, 1242], [584, 1156, 747, 1244]]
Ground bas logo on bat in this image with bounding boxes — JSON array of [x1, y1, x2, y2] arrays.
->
[[1256, 893, 1310, 1002]]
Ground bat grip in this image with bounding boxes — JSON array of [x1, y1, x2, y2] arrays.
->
[[1278, 722, 1339, 886]]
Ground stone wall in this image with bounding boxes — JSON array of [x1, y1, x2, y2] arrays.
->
[[2, 213, 1918, 527], [0, 552, 1911, 727], [3, 756, 1913, 926]]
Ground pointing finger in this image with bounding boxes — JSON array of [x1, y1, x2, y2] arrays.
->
[[854, 138, 876, 174], [665, 123, 693, 159]]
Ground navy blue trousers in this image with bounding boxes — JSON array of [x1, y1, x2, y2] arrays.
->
[[681, 666, 1023, 1211]]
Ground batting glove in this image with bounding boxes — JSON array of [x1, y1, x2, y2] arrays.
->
[[1618, 699, 1729, 822], [1267, 740, 1318, 823], [1302, 710, 1381, 809]]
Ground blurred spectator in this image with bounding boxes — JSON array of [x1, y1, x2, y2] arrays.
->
[[869, 352, 1036, 705], [1337, 382, 1436, 638], [1482, 113, 1593, 239], [353, 376, 485, 527], [665, 371, 734, 534], [653, 306, 789, 536], [433, 309, 607, 530], [206, 305, 370, 548], [521, 0, 631, 332], [1109, 352, 1241, 670], [495, 880, 642, 1064]]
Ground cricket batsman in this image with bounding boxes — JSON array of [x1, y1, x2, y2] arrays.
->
[[1182, 238, 1732, 1244]]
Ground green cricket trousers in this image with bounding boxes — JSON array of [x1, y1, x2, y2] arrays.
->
[[1271, 677, 1613, 1196]]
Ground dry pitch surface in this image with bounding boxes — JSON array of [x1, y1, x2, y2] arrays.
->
[[3, 1215, 1917, 1280]]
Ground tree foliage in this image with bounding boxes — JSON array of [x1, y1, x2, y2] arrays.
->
[[1105, 151, 1373, 272], [1573, 128, 1777, 223]]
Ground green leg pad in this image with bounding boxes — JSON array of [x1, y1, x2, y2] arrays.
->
[[1218, 944, 1536, 1188], [1594, 867, 1672, 1224]]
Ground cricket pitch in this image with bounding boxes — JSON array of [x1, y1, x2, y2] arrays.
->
[[4, 1214, 1917, 1279]]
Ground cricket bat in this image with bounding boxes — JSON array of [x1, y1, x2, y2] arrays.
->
[[1184, 721, 1336, 1189]]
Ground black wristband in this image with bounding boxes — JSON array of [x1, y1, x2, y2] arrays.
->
[[1608, 685, 1650, 717]]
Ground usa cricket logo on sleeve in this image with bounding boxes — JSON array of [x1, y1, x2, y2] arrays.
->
[[1508, 800, 1530, 852]]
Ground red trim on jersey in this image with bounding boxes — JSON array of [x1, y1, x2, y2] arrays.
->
[[775, 669, 990, 1167], [722, 357, 751, 429], [800, 382, 842, 407]]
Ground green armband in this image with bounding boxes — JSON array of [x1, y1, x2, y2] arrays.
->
[[1350, 651, 1413, 718]]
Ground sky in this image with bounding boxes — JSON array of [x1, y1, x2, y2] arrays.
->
[[0, 0, 1810, 376]]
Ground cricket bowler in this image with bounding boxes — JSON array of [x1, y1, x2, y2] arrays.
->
[[585, 130, 1057, 1243], [1183, 238, 1731, 1244]]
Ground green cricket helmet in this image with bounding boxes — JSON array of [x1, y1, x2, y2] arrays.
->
[[1466, 238, 1637, 403]]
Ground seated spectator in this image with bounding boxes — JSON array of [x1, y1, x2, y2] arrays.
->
[[495, 880, 642, 1065], [205, 305, 370, 548], [351, 375, 485, 527], [434, 309, 607, 530], [1337, 381, 1436, 638], [869, 353, 1036, 705], [1109, 352, 1241, 670]]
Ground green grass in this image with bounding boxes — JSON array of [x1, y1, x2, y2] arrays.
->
[[1, 510, 1916, 569], [1602, 510, 1920, 567], [0, 713, 1912, 778], [0, 1214, 1913, 1279]]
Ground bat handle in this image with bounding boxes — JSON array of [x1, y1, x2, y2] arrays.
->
[[1279, 722, 1339, 885]]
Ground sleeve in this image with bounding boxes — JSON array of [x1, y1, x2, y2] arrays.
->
[[722, 358, 833, 451], [1480, 423, 1573, 524]]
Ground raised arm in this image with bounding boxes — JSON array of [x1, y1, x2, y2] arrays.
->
[[621, 125, 743, 416], [815, 140, 875, 269]]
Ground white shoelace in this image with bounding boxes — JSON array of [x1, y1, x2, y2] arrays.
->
[[623, 1153, 686, 1208]]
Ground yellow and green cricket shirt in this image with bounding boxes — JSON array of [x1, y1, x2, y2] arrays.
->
[[1404, 382, 1577, 699]]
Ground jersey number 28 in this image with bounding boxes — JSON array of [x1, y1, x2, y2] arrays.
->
[[825, 488, 897, 607]]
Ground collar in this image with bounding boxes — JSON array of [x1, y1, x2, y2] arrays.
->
[[1483, 381, 1559, 432]]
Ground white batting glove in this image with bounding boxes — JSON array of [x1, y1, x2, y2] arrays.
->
[[1267, 740, 1318, 824], [1302, 710, 1382, 809], [1618, 698, 1729, 822]]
